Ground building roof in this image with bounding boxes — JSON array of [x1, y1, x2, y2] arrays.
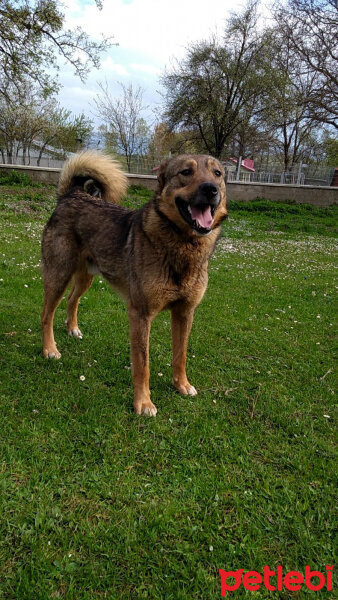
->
[[226, 157, 255, 172]]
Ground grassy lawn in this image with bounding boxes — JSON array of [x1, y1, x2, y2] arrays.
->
[[0, 180, 336, 599]]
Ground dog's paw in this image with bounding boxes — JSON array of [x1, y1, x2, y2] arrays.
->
[[142, 404, 158, 417], [174, 381, 198, 396], [43, 348, 61, 359], [68, 328, 83, 339], [186, 385, 197, 396], [134, 401, 158, 417]]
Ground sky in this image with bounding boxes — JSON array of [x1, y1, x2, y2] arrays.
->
[[57, 0, 238, 127]]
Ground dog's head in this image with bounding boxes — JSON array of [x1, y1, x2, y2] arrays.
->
[[156, 154, 227, 236]]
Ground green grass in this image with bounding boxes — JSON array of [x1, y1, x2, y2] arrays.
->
[[227, 198, 337, 237], [0, 184, 336, 599]]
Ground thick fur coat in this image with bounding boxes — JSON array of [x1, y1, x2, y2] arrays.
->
[[41, 151, 227, 415]]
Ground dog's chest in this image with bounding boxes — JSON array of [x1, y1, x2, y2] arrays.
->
[[160, 255, 208, 307]]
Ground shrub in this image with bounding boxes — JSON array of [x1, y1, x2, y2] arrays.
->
[[0, 170, 35, 187]]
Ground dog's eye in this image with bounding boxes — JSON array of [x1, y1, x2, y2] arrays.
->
[[180, 168, 193, 176], [214, 169, 222, 177]]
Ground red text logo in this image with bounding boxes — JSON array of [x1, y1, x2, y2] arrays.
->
[[219, 565, 333, 596]]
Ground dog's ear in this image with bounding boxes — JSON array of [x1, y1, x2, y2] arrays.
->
[[156, 158, 170, 192]]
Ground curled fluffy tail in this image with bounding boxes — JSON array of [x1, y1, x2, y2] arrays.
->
[[57, 151, 128, 203]]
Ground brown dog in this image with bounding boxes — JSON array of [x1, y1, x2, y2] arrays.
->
[[41, 151, 227, 415]]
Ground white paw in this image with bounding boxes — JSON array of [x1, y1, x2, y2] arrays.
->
[[44, 350, 61, 359], [68, 328, 83, 339], [141, 404, 157, 417], [173, 380, 198, 396], [187, 385, 197, 396]]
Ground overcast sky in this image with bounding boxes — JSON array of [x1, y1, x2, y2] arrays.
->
[[57, 0, 238, 126]]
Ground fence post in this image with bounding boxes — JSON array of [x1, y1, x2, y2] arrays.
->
[[235, 156, 242, 181], [297, 162, 307, 185]]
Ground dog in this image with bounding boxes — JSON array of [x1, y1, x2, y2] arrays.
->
[[41, 151, 227, 415]]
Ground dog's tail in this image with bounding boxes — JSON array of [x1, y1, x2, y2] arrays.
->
[[57, 151, 128, 203]]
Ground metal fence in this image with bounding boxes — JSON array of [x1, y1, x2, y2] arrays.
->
[[226, 166, 335, 187], [1, 156, 66, 169], [1, 152, 335, 187]]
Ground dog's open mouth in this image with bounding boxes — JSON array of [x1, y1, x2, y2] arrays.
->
[[176, 198, 216, 235]]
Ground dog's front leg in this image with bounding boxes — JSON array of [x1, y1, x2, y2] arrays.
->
[[128, 306, 157, 416], [171, 303, 197, 397]]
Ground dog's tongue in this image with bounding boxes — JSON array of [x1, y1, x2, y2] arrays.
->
[[191, 205, 213, 229]]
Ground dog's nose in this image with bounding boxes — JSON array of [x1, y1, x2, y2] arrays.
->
[[199, 182, 219, 199]]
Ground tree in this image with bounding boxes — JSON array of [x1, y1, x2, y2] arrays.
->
[[36, 109, 93, 164], [273, 0, 338, 129], [0, 79, 93, 164], [228, 119, 272, 162], [324, 136, 338, 165], [260, 30, 323, 169], [0, 0, 113, 96], [160, 1, 267, 158], [94, 81, 151, 172], [147, 123, 199, 164]]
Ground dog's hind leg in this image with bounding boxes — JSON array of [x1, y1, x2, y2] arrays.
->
[[66, 268, 93, 339], [41, 227, 79, 358], [42, 275, 72, 359], [171, 302, 197, 396]]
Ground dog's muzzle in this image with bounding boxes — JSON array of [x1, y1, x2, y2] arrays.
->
[[175, 182, 220, 235]]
